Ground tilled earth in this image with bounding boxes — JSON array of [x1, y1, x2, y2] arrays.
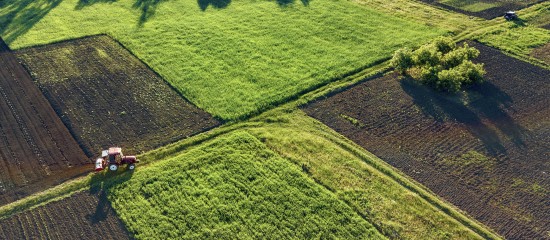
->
[[0, 38, 89, 205], [303, 41, 550, 239], [419, 0, 546, 19], [0, 190, 131, 239], [16, 35, 221, 158]]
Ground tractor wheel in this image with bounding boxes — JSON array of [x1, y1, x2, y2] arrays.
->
[[128, 164, 136, 170], [109, 164, 118, 171]]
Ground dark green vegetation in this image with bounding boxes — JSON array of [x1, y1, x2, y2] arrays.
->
[[391, 37, 485, 92], [108, 131, 383, 239], [0, 0, 443, 121]]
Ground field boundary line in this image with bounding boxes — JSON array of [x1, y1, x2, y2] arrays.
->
[[302, 117, 503, 240]]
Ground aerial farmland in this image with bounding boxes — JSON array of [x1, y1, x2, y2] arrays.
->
[[0, 0, 548, 239]]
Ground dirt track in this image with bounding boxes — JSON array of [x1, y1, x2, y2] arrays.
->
[[0, 190, 131, 239], [0, 38, 89, 205], [17, 35, 220, 157], [303, 42, 550, 239]]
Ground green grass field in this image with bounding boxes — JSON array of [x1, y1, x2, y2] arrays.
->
[[1, 0, 443, 120], [107, 131, 384, 239], [131, 108, 499, 239]]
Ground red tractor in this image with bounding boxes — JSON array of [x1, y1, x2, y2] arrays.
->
[[95, 147, 139, 172]]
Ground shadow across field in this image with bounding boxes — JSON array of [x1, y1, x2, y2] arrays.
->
[[133, 0, 169, 26], [401, 78, 526, 156], [0, 173, 132, 239], [89, 170, 134, 224], [75, 0, 117, 10], [198, 0, 230, 11], [0, 0, 61, 44], [275, 0, 309, 7]]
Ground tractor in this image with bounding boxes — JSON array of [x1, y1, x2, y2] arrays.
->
[[95, 147, 139, 172], [504, 11, 518, 21]]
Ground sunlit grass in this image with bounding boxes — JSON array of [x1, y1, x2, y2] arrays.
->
[[2, 0, 443, 120], [108, 131, 384, 239]]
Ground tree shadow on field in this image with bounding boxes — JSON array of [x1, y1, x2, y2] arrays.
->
[[197, 0, 230, 11], [0, 0, 61, 44], [401, 78, 527, 157], [75, 0, 117, 10], [133, 0, 168, 27], [87, 169, 134, 224], [275, 0, 309, 7]]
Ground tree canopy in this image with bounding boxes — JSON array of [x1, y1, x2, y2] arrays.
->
[[391, 37, 485, 92]]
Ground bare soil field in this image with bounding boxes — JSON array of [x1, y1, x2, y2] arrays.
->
[[303, 41, 550, 239], [0, 190, 131, 239], [0, 38, 89, 205], [420, 0, 546, 19], [16, 35, 221, 157]]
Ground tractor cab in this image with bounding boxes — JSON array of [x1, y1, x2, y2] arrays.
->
[[504, 11, 518, 21], [108, 147, 123, 166], [94, 147, 139, 172]]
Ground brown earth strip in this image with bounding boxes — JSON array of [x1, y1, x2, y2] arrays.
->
[[16, 35, 221, 158], [0, 38, 89, 206], [0, 190, 131, 239], [302, 42, 550, 239], [419, 0, 547, 19]]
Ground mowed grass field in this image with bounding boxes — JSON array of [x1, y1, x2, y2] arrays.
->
[[1, 0, 443, 120]]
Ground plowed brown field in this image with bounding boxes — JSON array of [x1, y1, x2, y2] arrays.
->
[[16, 35, 220, 157], [420, 0, 546, 19], [303, 42, 550, 239], [0, 38, 89, 205], [0, 191, 131, 239]]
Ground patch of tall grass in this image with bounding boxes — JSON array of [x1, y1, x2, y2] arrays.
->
[[107, 131, 384, 239]]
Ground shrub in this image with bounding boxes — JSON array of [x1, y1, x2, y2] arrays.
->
[[390, 48, 414, 74], [441, 43, 480, 69], [437, 68, 464, 92], [391, 37, 485, 92], [413, 44, 441, 66], [432, 36, 456, 54], [458, 60, 485, 85], [419, 66, 440, 85]]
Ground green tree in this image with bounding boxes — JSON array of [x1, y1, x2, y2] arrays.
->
[[391, 37, 485, 92], [390, 47, 413, 74]]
